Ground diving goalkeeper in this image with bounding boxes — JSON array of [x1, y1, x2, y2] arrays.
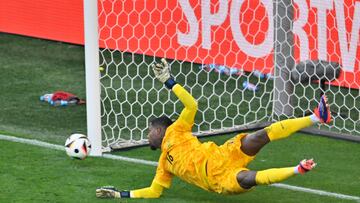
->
[[96, 58, 332, 198]]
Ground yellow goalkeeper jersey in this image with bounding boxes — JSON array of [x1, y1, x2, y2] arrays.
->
[[153, 84, 213, 191]]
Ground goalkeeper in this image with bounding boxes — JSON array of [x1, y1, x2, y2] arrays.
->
[[96, 58, 332, 199]]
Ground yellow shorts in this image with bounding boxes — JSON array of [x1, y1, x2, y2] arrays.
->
[[206, 133, 255, 194]]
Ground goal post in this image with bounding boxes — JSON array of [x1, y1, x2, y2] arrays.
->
[[84, 0, 102, 156], [84, 0, 360, 152]]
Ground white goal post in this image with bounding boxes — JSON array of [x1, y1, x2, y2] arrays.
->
[[84, 0, 102, 156], [84, 0, 360, 154]]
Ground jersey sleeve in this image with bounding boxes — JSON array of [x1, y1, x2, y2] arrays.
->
[[130, 181, 164, 198], [153, 153, 173, 188], [172, 84, 198, 131]]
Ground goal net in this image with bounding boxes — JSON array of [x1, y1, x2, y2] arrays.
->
[[93, 0, 360, 152]]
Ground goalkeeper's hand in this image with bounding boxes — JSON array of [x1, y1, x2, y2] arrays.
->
[[151, 58, 171, 83], [96, 186, 130, 199]]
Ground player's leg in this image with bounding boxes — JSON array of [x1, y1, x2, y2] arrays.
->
[[236, 159, 316, 189], [240, 115, 315, 156], [240, 95, 331, 156]]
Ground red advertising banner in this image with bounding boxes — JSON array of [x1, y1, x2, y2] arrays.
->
[[98, 0, 360, 89], [1, 0, 359, 89], [0, 0, 84, 45]]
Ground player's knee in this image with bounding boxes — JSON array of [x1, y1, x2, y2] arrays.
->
[[236, 170, 257, 189], [250, 129, 270, 143], [241, 130, 270, 156]]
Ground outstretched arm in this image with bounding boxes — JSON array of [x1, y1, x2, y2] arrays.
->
[[172, 84, 198, 125], [131, 181, 164, 198], [96, 181, 164, 199], [152, 58, 198, 125], [96, 154, 173, 199]]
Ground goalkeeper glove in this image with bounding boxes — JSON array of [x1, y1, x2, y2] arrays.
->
[[152, 58, 171, 83], [96, 186, 130, 199], [151, 58, 176, 89]]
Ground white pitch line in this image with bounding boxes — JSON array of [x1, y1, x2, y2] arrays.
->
[[0, 134, 65, 151], [103, 154, 158, 166], [271, 184, 360, 201], [1, 134, 359, 202]]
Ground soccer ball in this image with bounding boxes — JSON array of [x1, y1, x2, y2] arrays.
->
[[65, 133, 91, 159]]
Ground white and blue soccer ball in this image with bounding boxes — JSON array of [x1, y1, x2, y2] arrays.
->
[[65, 133, 91, 160]]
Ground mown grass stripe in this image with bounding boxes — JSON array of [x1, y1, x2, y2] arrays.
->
[[1, 134, 359, 202]]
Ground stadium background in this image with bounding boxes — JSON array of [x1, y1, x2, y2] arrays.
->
[[1, 0, 359, 88]]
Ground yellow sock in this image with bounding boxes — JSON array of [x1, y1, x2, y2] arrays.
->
[[255, 167, 295, 185], [265, 117, 313, 141]]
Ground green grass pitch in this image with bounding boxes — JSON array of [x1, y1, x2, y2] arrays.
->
[[1, 134, 359, 202], [0, 33, 359, 202]]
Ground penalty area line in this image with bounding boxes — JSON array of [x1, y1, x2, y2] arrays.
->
[[0, 134, 359, 202]]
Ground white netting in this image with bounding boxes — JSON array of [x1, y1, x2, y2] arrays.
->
[[97, 0, 360, 151]]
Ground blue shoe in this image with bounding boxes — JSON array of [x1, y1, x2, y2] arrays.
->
[[314, 95, 332, 123]]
